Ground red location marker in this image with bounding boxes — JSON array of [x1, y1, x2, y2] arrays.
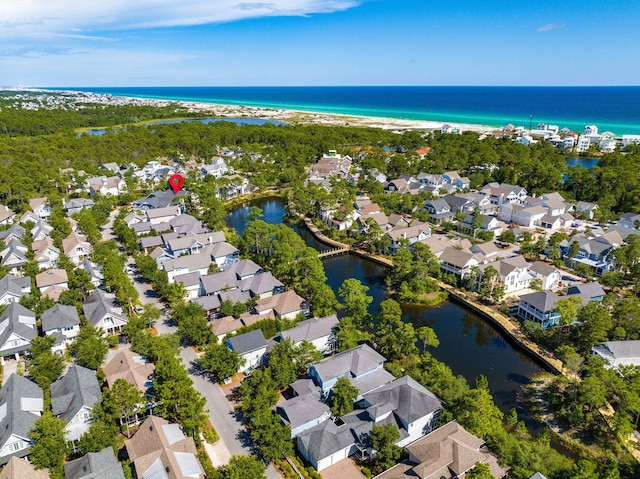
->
[[169, 174, 184, 193]]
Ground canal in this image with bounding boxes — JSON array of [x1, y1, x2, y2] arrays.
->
[[226, 197, 544, 427]]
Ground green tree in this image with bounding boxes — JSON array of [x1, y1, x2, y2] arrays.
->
[[415, 325, 439, 353], [267, 338, 298, 389], [369, 423, 402, 472], [374, 299, 418, 361], [173, 302, 212, 347], [465, 462, 496, 479], [338, 278, 373, 327], [215, 455, 267, 479], [71, 323, 109, 370], [29, 411, 68, 479], [330, 376, 359, 417], [102, 378, 145, 437], [198, 342, 244, 382], [27, 335, 64, 390]]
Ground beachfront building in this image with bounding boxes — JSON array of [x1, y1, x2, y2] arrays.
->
[[621, 134, 640, 149]]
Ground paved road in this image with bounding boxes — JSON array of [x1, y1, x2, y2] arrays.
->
[[102, 209, 280, 478]]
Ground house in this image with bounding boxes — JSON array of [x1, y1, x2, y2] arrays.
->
[[0, 304, 37, 364], [499, 204, 546, 228], [100, 162, 122, 175], [35, 269, 69, 295], [41, 304, 81, 355], [64, 198, 95, 216], [0, 206, 15, 226], [174, 272, 203, 300], [423, 199, 454, 224], [28, 197, 51, 219], [469, 241, 500, 263], [32, 237, 60, 270], [0, 225, 25, 245], [0, 275, 30, 305], [31, 219, 53, 241], [276, 385, 331, 438], [86, 176, 125, 197], [277, 314, 339, 355], [377, 421, 507, 479], [438, 247, 480, 281], [64, 447, 125, 479], [133, 189, 184, 210], [481, 183, 527, 205], [247, 290, 309, 321], [574, 201, 599, 220], [198, 259, 263, 296], [103, 349, 155, 395], [296, 376, 443, 471], [163, 242, 239, 283], [0, 456, 49, 479], [62, 232, 92, 265], [529, 261, 561, 290], [146, 205, 182, 225], [308, 344, 394, 396], [82, 289, 128, 335], [51, 365, 102, 442], [77, 259, 104, 287], [592, 340, 640, 369], [165, 231, 225, 257], [200, 157, 230, 178], [226, 329, 268, 373], [518, 282, 605, 328], [387, 222, 431, 251], [477, 255, 533, 294], [0, 375, 44, 465], [126, 416, 204, 479], [0, 241, 28, 274]]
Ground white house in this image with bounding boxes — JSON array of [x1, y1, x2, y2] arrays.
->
[[28, 198, 51, 219], [51, 365, 101, 442], [41, 304, 81, 355], [0, 304, 37, 364], [277, 314, 339, 355], [592, 340, 640, 369], [62, 232, 92, 265], [226, 329, 268, 374]]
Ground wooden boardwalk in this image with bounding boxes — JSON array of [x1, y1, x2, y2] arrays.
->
[[318, 247, 350, 259]]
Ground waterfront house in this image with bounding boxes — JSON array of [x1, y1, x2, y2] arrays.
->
[[438, 247, 480, 281], [51, 365, 102, 442], [621, 134, 640, 149], [377, 421, 507, 479], [387, 221, 431, 252], [226, 329, 268, 373], [126, 416, 204, 479], [592, 340, 640, 369], [0, 375, 44, 465], [477, 255, 533, 294], [529, 261, 561, 290], [0, 304, 37, 364]]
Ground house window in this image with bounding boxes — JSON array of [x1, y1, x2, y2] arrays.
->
[[8, 441, 22, 452], [82, 411, 91, 421]]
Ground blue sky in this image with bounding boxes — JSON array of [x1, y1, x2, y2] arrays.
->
[[1, 0, 638, 87]]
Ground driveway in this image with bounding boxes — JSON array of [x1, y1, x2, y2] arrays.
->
[[102, 211, 280, 477]]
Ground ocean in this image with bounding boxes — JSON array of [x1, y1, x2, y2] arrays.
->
[[64, 86, 640, 135]]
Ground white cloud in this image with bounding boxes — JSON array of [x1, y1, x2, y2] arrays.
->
[[0, 1, 361, 37], [536, 23, 565, 33]]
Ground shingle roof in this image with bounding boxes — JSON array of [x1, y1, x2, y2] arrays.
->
[[35, 269, 68, 288], [280, 314, 338, 344], [103, 350, 155, 393], [519, 291, 560, 312], [41, 304, 80, 332], [0, 304, 37, 355], [594, 340, 640, 360], [311, 344, 385, 385], [1, 457, 49, 478], [226, 329, 267, 354], [146, 206, 181, 220], [51, 365, 101, 423], [82, 289, 127, 327], [0, 275, 30, 300], [276, 392, 329, 429], [126, 416, 203, 479], [0, 374, 44, 462], [64, 447, 125, 479]]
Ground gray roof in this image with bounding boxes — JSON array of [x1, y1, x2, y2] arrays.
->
[[0, 303, 37, 355], [131, 222, 152, 234], [166, 231, 225, 253], [594, 340, 640, 360], [133, 189, 184, 210], [567, 282, 605, 300], [0, 274, 30, 300], [226, 329, 267, 354], [280, 314, 338, 344], [64, 198, 95, 210], [529, 261, 558, 277], [0, 225, 25, 242], [41, 304, 81, 333], [0, 374, 43, 462], [362, 376, 442, 425], [82, 289, 127, 327], [199, 259, 262, 295], [192, 295, 221, 311], [139, 235, 164, 250], [77, 259, 104, 281], [1, 242, 27, 268], [529, 474, 549, 479], [51, 365, 101, 423], [162, 252, 214, 272], [237, 272, 283, 296], [311, 344, 386, 385], [173, 271, 202, 288], [276, 392, 329, 429], [64, 447, 125, 479], [145, 206, 181, 220], [519, 291, 560, 312], [218, 289, 251, 304], [439, 248, 478, 268]]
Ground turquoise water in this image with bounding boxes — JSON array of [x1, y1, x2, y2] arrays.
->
[[63, 86, 640, 135]]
